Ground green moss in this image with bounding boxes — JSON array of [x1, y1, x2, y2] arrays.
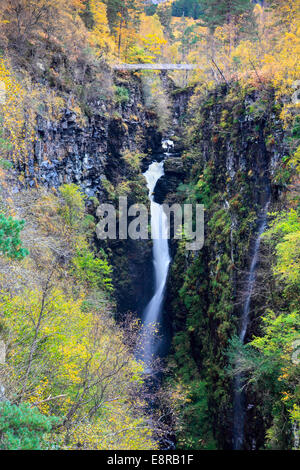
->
[[167, 83, 283, 449]]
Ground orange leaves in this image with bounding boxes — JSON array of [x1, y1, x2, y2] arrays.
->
[[70, 0, 85, 11]]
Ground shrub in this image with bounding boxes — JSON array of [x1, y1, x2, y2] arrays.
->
[[59, 184, 85, 229], [114, 85, 130, 105], [71, 242, 113, 291]]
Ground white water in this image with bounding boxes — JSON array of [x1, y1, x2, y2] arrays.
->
[[240, 201, 270, 344], [139, 161, 171, 370], [162, 139, 175, 152], [233, 200, 270, 450]]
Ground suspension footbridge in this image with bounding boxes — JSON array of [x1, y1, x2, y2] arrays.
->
[[113, 63, 198, 71]]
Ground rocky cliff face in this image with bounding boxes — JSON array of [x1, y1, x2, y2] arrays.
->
[[10, 73, 160, 316], [24, 74, 161, 196], [19, 71, 191, 317], [161, 83, 287, 449], [23, 70, 191, 194]]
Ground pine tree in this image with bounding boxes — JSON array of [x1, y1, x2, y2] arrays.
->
[[105, 0, 144, 33], [0, 214, 28, 260], [0, 401, 58, 450], [172, 0, 203, 19], [104, 0, 145, 57], [199, 0, 253, 32]]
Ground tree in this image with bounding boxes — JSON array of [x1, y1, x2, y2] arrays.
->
[[0, 214, 28, 259], [0, 401, 58, 450], [88, 0, 115, 56], [104, 0, 145, 57], [227, 208, 300, 449], [0, 0, 84, 48], [0, 285, 156, 449], [172, 0, 203, 19], [128, 12, 167, 63], [198, 0, 253, 32], [71, 240, 113, 291]]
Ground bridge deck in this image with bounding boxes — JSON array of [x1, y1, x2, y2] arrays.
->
[[113, 63, 198, 71]]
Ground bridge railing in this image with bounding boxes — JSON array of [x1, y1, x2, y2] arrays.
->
[[113, 63, 198, 71]]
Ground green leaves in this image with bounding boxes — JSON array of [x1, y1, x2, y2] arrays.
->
[[172, 0, 203, 20], [71, 243, 114, 292], [0, 214, 28, 259], [263, 209, 300, 286], [198, 0, 253, 31], [114, 85, 130, 105], [227, 207, 300, 447], [0, 401, 58, 450], [59, 183, 85, 229]]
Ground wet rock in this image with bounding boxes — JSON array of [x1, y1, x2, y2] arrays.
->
[[164, 157, 185, 176]]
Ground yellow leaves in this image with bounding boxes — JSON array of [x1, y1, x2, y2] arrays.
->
[[62, 401, 157, 450], [0, 57, 27, 164], [264, 27, 300, 95], [278, 372, 289, 381], [276, 0, 300, 26], [27, 378, 51, 415], [0, 57, 67, 166], [274, 229, 300, 284], [232, 40, 256, 65], [90, 0, 109, 36], [0, 278, 156, 449], [126, 13, 167, 63], [89, 0, 115, 59]]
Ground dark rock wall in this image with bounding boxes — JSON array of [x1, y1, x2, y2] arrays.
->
[[163, 84, 287, 449], [26, 74, 161, 196], [21, 71, 191, 318]]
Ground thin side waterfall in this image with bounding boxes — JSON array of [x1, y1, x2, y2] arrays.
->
[[233, 199, 270, 450], [138, 160, 171, 372]]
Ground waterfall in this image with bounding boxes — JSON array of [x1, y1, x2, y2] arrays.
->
[[233, 199, 270, 450], [139, 160, 171, 372]]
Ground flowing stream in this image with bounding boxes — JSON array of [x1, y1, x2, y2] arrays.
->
[[233, 200, 270, 450], [139, 160, 171, 372]]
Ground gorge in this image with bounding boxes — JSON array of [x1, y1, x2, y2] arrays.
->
[[0, 0, 298, 452], [1, 71, 295, 450]]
